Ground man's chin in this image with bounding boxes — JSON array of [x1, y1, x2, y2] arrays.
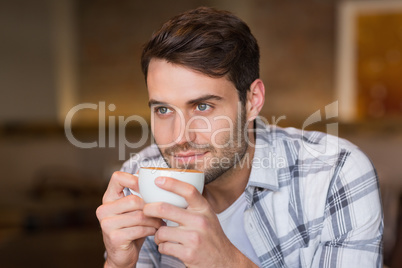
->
[[173, 164, 197, 170]]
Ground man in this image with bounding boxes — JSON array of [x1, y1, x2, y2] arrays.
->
[[96, 7, 383, 268]]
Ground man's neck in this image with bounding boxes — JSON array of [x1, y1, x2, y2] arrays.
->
[[203, 137, 255, 214]]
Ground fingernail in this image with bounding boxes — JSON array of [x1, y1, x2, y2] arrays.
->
[[155, 177, 165, 185]]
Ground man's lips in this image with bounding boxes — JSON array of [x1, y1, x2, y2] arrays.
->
[[173, 151, 208, 159]]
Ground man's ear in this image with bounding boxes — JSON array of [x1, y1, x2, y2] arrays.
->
[[245, 79, 265, 121]]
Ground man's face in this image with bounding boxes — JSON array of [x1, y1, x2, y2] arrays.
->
[[147, 59, 249, 184]]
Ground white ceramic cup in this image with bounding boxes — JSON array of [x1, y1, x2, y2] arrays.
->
[[130, 167, 205, 208]]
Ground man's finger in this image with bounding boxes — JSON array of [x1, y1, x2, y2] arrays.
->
[[103, 171, 139, 203], [97, 194, 145, 219], [104, 225, 158, 246], [100, 210, 164, 232], [154, 225, 187, 245], [143, 202, 189, 226], [157, 240, 189, 264], [154, 176, 206, 209]]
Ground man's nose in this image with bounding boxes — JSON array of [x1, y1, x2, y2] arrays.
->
[[172, 113, 196, 145]]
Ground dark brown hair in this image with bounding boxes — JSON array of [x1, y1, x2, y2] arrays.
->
[[141, 7, 260, 105]]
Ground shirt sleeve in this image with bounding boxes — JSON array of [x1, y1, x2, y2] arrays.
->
[[312, 147, 384, 267]]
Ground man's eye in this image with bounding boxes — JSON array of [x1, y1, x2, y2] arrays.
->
[[196, 103, 211, 111], [156, 107, 172, 115]]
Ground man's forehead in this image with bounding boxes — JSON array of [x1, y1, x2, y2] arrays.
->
[[146, 59, 238, 105]]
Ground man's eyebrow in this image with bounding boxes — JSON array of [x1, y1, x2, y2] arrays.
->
[[148, 99, 167, 107], [148, 94, 223, 108], [186, 94, 223, 105]]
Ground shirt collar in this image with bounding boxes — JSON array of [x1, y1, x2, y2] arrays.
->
[[246, 118, 279, 192]]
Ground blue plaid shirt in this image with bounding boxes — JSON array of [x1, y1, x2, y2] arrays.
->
[[121, 120, 383, 267]]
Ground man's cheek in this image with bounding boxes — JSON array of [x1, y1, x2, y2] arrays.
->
[[210, 128, 233, 148], [152, 130, 173, 149]]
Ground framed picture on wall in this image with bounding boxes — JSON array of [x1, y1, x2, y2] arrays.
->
[[336, 1, 402, 122]]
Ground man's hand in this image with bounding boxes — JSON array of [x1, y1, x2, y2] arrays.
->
[[96, 171, 164, 268], [143, 176, 258, 268]]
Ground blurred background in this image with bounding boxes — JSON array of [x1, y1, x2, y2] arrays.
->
[[1, 0, 401, 267]]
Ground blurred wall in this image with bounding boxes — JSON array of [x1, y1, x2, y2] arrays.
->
[[0, 0, 57, 123], [0, 0, 339, 124]]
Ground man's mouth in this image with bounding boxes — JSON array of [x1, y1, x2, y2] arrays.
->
[[172, 151, 208, 162]]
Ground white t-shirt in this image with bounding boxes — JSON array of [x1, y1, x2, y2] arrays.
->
[[217, 192, 260, 266]]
